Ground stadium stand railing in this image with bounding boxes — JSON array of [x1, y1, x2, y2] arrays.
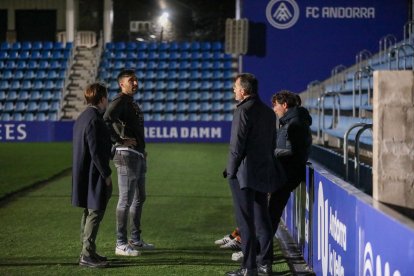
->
[[301, 21, 414, 192]]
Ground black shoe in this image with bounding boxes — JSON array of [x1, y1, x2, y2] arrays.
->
[[93, 252, 107, 262], [79, 255, 108, 268], [226, 268, 258, 276], [257, 264, 272, 275]]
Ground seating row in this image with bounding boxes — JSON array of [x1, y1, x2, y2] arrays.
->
[[0, 50, 71, 61], [98, 69, 234, 81], [0, 111, 58, 121], [143, 112, 233, 122], [102, 50, 232, 61], [0, 100, 60, 112], [1, 41, 73, 51], [100, 60, 233, 70], [0, 80, 64, 90], [0, 90, 62, 102], [105, 41, 223, 52], [0, 69, 67, 80], [0, 60, 68, 70]]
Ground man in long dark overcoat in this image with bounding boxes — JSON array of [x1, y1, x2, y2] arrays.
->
[[72, 83, 112, 268], [225, 73, 280, 276]]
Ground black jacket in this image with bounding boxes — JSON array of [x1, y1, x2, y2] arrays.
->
[[275, 106, 312, 187], [72, 107, 112, 210], [103, 93, 146, 153], [227, 96, 281, 193]]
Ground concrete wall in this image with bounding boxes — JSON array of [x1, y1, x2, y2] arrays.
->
[[373, 71, 414, 216]]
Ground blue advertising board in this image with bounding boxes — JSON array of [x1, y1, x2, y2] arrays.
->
[[242, 0, 408, 102], [282, 164, 414, 275], [0, 121, 232, 143]]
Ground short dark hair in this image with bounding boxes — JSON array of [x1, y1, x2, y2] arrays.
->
[[117, 69, 136, 83], [235, 73, 258, 95], [84, 83, 108, 105], [271, 90, 297, 108]]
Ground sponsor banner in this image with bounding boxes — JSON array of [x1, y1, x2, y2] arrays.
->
[[0, 121, 231, 143], [313, 171, 356, 276], [0, 121, 74, 142], [144, 121, 231, 143], [282, 166, 414, 275], [243, 0, 408, 101], [355, 200, 414, 276]]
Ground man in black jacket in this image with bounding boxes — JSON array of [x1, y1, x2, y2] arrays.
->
[[72, 83, 112, 268], [104, 69, 154, 257], [268, 90, 312, 238], [225, 73, 279, 276]]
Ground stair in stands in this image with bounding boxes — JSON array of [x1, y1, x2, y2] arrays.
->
[[61, 46, 100, 120]]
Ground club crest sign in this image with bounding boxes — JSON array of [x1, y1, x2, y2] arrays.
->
[[266, 0, 300, 29]]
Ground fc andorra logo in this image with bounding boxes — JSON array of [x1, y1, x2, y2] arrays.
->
[[266, 0, 300, 29]]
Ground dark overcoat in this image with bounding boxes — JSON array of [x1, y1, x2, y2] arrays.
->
[[72, 106, 112, 210], [227, 96, 281, 193]]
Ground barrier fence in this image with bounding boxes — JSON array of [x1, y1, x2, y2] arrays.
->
[[283, 162, 414, 275]]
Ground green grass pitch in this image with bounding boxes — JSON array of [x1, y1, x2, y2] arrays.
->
[[0, 142, 291, 275]]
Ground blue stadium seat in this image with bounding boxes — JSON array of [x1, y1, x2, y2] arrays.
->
[[2, 70, 13, 80], [30, 91, 41, 101], [163, 90, 176, 101], [212, 113, 224, 121], [200, 92, 212, 101], [211, 102, 224, 112], [188, 92, 200, 102], [188, 102, 200, 112], [115, 42, 126, 51], [177, 102, 188, 112], [0, 80, 9, 90], [200, 113, 212, 121], [200, 42, 211, 52], [224, 113, 233, 121], [1, 42, 10, 51], [50, 101, 60, 110], [7, 91, 18, 101], [12, 42, 21, 50], [201, 71, 213, 79], [189, 81, 201, 91], [48, 112, 58, 121], [164, 113, 175, 121], [191, 52, 202, 60], [223, 102, 235, 112], [126, 42, 137, 51], [169, 42, 179, 51], [17, 90, 30, 101], [212, 92, 225, 101], [153, 102, 165, 112], [153, 91, 166, 101], [0, 91, 6, 101], [142, 91, 154, 101], [176, 113, 188, 121], [188, 113, 200, 121], [169, 52, 180, 60], [38, 101, 50, 112], [15, 102, 26, 112], [165, 102, 176, 112], [21, 80, 32, 90], [159, 42, 170, 52], [141, 102, 153, 112], [4, 102, 14, 112], [190, 71, 201, 79], [179, 42, 191, 51], [147, 42, 158, 51], [36, 112, 47, 121], [43, 41, 53, 50], [212, 42, 223, 51], [24, 112, 35, 121], [199, 102, 212, 112], [36, 70, 47, 80], [177, 92, 189, 101], [33, 80, 44, 90], [0, 113, 11, 121], [42, 91, 54, 101]]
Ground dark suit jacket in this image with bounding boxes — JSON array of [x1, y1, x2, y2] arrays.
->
[[227, 95, 279, 193], [72, 106, 112, 210]]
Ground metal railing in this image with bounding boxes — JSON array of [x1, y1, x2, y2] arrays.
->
[[352, 66, 372, 117]]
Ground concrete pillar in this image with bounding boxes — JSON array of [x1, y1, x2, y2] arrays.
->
[[373, 71, 414, 217], [103, 0, 113, 44], [66, 0, 75, 42]]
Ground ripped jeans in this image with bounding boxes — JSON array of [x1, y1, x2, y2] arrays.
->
[[113, 150, 146, 245]]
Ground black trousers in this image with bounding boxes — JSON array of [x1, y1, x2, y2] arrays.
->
[[268, 184, 293, 237], [229, 178, 273, 269]]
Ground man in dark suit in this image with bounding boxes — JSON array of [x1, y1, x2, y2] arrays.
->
[[72, 83, 112, 268], [225, 73, 278, 276]]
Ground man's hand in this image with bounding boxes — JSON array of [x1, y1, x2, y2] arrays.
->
[[122, 138, 137, 147]]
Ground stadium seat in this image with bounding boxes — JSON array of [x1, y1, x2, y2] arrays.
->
[[1, 113, 11, 121]]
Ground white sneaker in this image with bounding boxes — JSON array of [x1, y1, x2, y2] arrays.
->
[[214, 235, 233, 245], [231, 251, 244, 262], [220, 238, 241, 250], [129, 239, 155, 250], [115, 244, 141, 256]]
